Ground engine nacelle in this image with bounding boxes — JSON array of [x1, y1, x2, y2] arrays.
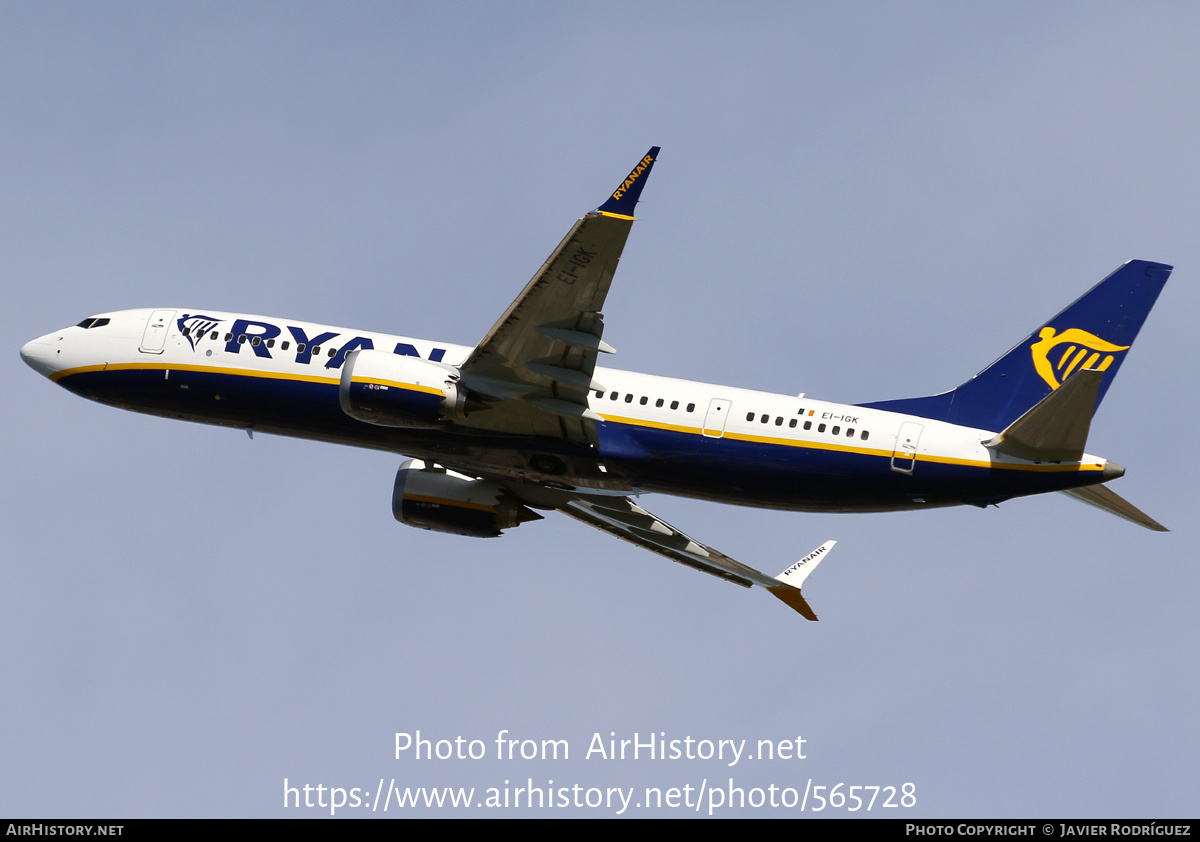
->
[[392, 460, 543, 538], [340, 349, 465, 427]]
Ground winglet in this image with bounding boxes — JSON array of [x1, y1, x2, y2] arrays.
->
[[767, 585, 819, 621], [767, 540, 836, 621], [596, 147, 660, 219]]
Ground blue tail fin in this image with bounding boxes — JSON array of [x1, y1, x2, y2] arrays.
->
[[858, 260, 1172, 432]]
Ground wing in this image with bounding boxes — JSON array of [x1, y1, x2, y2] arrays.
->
[[456, 147, 660, 445], [560, 496, 835, 620], [503, 482, 835, 620]]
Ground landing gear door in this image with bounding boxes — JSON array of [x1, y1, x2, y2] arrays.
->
[[140, 310, 175, 355], [891, 421, 924, 473], [703, 398, 732, 438]]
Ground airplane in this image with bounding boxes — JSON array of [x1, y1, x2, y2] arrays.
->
[[20, 147, 1171, 621]]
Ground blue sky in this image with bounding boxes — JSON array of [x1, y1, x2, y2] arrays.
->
[[3, 2, 1197, 817]]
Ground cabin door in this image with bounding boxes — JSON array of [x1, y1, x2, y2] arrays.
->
[[891, 421, 924, 473], [703, 398, 732, 438], [139, 310, 175, 354]]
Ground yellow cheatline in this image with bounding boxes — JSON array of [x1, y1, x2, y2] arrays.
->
[[729, 429, 890, 457], [917, 451, 1105, 472], [49, 363, 108, 382], [597, 211, 637, 221], [53, 361, 340, 386], [352, 376, 444, 396], [598, 413, 701, 436], [403, 493, 496, 512], [56, 366, 1107, 475], [601, 414, 1105, 473], [56, 360, 452, 397]]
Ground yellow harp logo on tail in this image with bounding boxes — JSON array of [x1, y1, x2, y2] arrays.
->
[[1030, 327, 1129, 390]]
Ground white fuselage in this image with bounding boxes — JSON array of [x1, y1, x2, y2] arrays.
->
[[22, 307, 1114, 514]]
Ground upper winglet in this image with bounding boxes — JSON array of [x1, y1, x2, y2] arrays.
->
[[595, 147, 660, 219]]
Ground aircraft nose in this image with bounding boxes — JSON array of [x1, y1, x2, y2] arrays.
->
[[20, 334, 60, 378]]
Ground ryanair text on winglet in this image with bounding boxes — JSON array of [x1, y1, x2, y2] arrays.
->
[[779, 544, 830, 579], [610, 154, 656, 203]]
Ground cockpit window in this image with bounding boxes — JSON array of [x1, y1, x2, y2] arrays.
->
[[75, 317, 110, 329]]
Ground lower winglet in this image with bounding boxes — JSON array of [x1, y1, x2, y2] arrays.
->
[[768, 540, 836, 621], [767, 585, 819, 621]]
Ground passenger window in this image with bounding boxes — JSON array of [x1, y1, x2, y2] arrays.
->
[[686, 403, 695, 412], [297, 343, 306, 353], [312, 346, 321, 355], [625, 394, 633, 403], [181, 327, 191, 336], [238, 335, 246, 344], [818, 423, 826, 433], [861, 431, 869, 441], [789, 419, 797, 428], [595, 391, 604, 399], [328, 347, 336, 357], [804, 421, 812, 430], [832, 426, 840, 435], [610, 392, 619, 400], [225, 333, 233, 342], [775, 417, 783, 426], [847, 428, 854, 437], [251, 336, 261, 346], [670, 401, 679, 410], [211, 331, 219, 340], [267, 339, 275, 348], [656, 399, 664, 408], [639, 396, 648, 405], [746, 412, 755, 422], [760, 414, 769, 423]]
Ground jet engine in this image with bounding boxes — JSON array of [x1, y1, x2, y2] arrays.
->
[[392, 460, 543, 538], [340, 349, 467, 427]]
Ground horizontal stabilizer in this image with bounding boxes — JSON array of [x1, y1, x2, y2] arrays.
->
[[983, 369, 1101, 462], [1061, 484, 1167, 532]]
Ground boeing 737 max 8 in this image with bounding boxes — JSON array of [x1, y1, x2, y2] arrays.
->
[[20, 148, 1171, 620]]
